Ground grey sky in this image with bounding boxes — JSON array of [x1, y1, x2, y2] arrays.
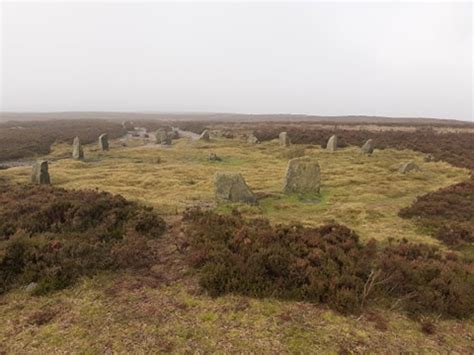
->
[[1, 1, 472, 121]]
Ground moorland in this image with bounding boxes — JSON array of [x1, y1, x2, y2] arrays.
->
[[0, 114, 473, 353]]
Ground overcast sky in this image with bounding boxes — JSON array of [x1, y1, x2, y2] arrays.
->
[[1, 1, 472, 121]]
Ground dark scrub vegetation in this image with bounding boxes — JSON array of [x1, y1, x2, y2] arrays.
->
[[183, 208, 474, 318], [0, 181, 166, 295], [0, 119, 125, 162], [399, 180, 474, 247]]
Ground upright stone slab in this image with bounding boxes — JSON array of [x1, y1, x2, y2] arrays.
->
[[214, 172, 256, 204], [199, 129, 210, 142], [72, 136, 84, 160], [360, 139, 375, 154], [399, 161, 421, 173], [279, 132, 290, 147], [99, 133, 109, 151], [155, 129, 171, 145], [31, 160, 50, 185], [326, 135, 338, 152], [283, 157, 320, 194]]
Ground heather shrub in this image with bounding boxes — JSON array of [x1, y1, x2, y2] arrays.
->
[[0, 182, 166, 294], [399, 181, 474, 247], [183, 208, 474, 318]]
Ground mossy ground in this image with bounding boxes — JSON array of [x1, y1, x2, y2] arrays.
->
[[0, 135, 472, 353]]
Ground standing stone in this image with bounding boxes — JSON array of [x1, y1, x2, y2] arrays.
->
[[360, 139, 375, 154], [199, 129, 210, 142], [283, 157, 320, 194], [399, 161, 421, 173], [72, 136, 84, 160], [122, 121, 134, 131], [31, 160, 50, 185], [99, 134, 109, 151], [214, 172, 256, 204], [279, 132, 290, 147], [247, 134, 260, 144], [326, 135, 338, 152], [155, 129, 171, 145]]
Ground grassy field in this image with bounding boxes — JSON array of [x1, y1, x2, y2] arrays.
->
[[1, 135, 469, 244], [0, 135, 472, 353]]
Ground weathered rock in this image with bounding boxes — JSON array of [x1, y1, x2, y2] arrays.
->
[[360, 139, 375, 154], [122, 121, 135, 131], [199, 129, 210, 142], [25, 282, 38, 293], [247, 134, 260, 144], [31, 160, 50, 185], [214, 172, 256, 204], [155, 129, 171, 145], [169, 129, 180, 140], [99, 133, 109, 151], [399, 161, 421, 173], [326, 135, 338, 152], [283, 157, 320, 194], [209, 153, 222, 161], [279, 132, 290, 147], [72, 136, 84, 160], [424, 154, 435, 162]]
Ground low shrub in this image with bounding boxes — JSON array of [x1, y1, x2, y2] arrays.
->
[[0, 182, 166, 294], [399, 181, 474, 247], [183, 208, 474, 318]]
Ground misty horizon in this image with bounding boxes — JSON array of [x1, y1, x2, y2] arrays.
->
[[1, 2, 473, 121]]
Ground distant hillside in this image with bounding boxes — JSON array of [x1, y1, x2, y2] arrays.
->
[[1, 112, 473, 127]]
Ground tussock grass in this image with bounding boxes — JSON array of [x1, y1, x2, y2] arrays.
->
[[1, 137, 468, 244]]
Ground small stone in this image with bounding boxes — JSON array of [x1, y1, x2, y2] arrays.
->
[[399, 161, 421, 173], [424, 154, 435, 162], [283, 157, 321, 194], [360, 139, 375, 154], [209, 153, 222, 161], [214, 172, 256, 204], [247, 134, 260, 144], [25, 282, 38, 293], [99, 133, 109, 151], [199, 129, 210, 142], [326, 135, 337, 152], [31, 160, 50, 185], [122, 121, 135, 131], [72, 136, 84, 160], [279, 132, 290, 147]]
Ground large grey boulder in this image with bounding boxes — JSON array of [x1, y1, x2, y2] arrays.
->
[[31, 160, 50, 185], [155, 129, 171, 145], [326, 135, 337, 152], [99, 133, 109, 151], [214, 172, 256, 204], [283, 157, 320, 194], [199, 129, 210, 142], [360, 139, 375, 154], [399, 161, 421, 174], [72, 136, 84, 160], [279, 132, 290, 147]]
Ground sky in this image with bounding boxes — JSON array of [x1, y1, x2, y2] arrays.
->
[[1, 1, 472, 121]]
